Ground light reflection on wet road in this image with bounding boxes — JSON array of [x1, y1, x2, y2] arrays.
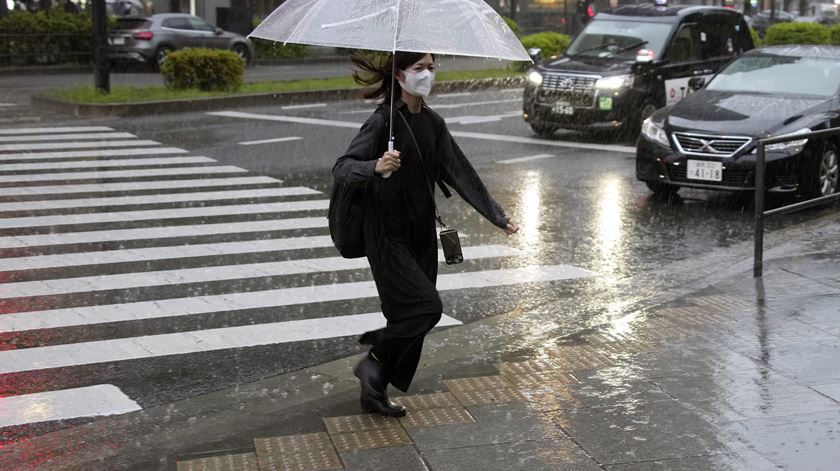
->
[[0, 87, 837, 449]]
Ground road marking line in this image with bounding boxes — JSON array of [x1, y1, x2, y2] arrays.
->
[[0, 313, 463, 374], [0, 147, 190, 162], [445, 111, 521, 125], [498, 153, 556, 164], [432, 92, 473, 98], [238, 137, 302, 146], [0, 187, 319, 212], [0, 126, 113, 135], [431, 98, 521, 109], [0, 156, 216, 172], [0, 245, 519, 299], [0, 234, 334, 271], [0, 176, 280, 197], [0, 132, 136, 143], [0, 165, 247, 183], [281, 103, 327, 110], [0, 217, 326, 249], [0, 265, 596, 334], [208, 111, 363, 129], [451, 130, 636, 154], [210, 111, 636, 154], [339, 99, 522, 115], [0, 385, 141, 427], [0, 140, 161, 152], [0, 103, 15, 107], [0, 199, 329, 230]]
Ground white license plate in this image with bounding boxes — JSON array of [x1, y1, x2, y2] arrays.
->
[[109, 37, 125, 45], [552, 102, 573, 115], [686, 160, 723, 182]]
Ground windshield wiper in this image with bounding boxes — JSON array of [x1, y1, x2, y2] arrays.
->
[[567, 40, 649, 59], [614, 40, 648, 54], [567, 44, 611, 59]]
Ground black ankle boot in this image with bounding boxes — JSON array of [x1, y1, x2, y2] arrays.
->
[[353, 354, 406, 417]]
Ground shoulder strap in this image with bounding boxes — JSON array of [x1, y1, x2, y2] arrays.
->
[[392, 108, 448, 228]]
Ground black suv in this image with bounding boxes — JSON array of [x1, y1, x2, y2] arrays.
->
[[523, 4, 753, 137]]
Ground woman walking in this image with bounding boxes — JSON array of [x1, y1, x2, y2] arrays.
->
[[333, 52, 519, 417]]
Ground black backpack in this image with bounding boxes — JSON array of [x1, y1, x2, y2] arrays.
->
[[327, 108, 389, 259]]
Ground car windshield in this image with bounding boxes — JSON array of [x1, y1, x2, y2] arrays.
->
[[706, 54, 840, 97], [565, 19, 671, 59]]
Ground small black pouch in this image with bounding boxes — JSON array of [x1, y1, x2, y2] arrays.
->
[[440, 228, 463, 265]]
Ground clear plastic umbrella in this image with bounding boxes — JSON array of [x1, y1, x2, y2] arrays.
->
[[249, 0, 531, 176], [249, 0, 531, 62]]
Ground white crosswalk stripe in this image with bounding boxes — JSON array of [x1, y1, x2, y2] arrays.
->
[[0, 125, 597, 428], [0, 156, 215, 172], [0, 165, 247, 183], [0, 187, 319, 211], [0, 147, 189, 161], [0, 132, 136, 142]]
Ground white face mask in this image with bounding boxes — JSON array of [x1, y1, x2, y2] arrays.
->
[[399, 68, 435, 98]]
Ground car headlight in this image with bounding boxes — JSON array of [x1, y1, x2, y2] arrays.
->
[[595, 74, 633, 90], [765, 128, 810, 151], [641, 118, 670, 147], [527, 70, 543, 86]]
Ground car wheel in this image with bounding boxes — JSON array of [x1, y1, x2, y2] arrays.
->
[[232, 44, 251, 65], [154, 46, 173, 69], [529, 122, 557, 138], [646, 181, 679, 195], [803, 143, 839, 197]]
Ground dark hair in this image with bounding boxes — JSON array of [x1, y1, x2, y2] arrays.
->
[[351, 51, 436, 102]]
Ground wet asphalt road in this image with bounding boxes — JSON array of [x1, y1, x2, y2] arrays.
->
[[0, 85, 836, 443]]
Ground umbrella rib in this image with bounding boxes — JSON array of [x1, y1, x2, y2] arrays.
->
[[460, 0, 503, 60], [392, 0, 402, 53], [284, 0, 322, 45]]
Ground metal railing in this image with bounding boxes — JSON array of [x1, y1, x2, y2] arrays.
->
[[754, 127, 840, 277]]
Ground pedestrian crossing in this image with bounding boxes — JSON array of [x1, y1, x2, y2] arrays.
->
[[0, 125, 596, 432]]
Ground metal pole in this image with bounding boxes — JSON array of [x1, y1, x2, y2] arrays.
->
[[91, 0, 110, 93], [753, 142, 766, 278]]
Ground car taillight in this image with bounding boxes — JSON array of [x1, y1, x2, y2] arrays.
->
[[133, 31, 153, 40]]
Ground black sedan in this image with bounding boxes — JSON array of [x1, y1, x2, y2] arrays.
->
[[636, 45, 840, 198]]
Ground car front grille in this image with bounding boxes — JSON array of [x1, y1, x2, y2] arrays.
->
[[668, 166, 752, 187], [538, 73, 598, 108], [672, 132, 752, 158]]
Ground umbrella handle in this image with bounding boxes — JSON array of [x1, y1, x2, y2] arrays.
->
[[382, 139, 394, 179]]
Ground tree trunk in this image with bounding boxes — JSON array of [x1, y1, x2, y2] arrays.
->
[[0, 0, 9, 18]]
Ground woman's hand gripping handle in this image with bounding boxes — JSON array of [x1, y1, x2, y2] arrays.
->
[[376, 139, 400, 179]]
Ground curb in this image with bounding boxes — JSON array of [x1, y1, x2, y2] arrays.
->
[[31, 76, 526, 117]]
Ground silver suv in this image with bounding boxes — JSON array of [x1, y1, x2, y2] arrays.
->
[[108, 13, 254, 68]]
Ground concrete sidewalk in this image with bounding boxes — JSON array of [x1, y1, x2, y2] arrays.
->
[[2, 211, 839, 470]]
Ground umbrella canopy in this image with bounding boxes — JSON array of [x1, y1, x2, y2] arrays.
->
[[249, 0, 531, 62]]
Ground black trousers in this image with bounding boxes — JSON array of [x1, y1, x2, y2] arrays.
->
[[361, 215, 442, 392]]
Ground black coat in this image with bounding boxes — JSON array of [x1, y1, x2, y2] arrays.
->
[[333, 99, 509, 391]]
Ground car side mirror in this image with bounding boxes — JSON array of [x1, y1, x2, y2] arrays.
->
[[215, 27, 223, 35], [688, 76, 706, 91], [528, 47, 542, 62]]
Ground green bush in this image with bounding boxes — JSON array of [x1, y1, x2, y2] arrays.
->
[[763, 22, 830, 46], [520, 31, 571, 58], [750, 27, 762, 47], [830, 23, 840, 45], [0, 9, 100, 65], [252, 38, 308, 60], [160, 48, 245, 92], [511, 31, 570, 71], [502, 16, 521, 37]]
